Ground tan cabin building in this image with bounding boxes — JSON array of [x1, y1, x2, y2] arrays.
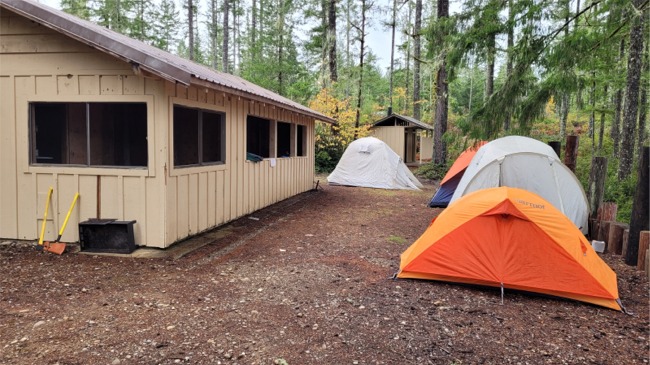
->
[[0, 0, 335, 248], [369, 113, 433, 164]]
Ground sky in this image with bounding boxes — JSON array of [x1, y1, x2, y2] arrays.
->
[[35, 0, 399, 71]]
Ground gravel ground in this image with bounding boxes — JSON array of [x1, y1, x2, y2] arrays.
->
[[1, 177, 648, 365]]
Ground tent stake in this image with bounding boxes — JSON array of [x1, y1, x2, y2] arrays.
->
[[500, 283, 504, 305]]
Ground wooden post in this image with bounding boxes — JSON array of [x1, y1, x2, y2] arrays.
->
[[622, 228, 630, 257], [597, 221, 613, 249], [548, 141, 561, 158], [608, 223, 628, 255], [564, 135, 579, 172], [588, 157, 608, 221], [597, 202, 618, 222], [625, 146, 650, 266], [638, 231, 650, 271]]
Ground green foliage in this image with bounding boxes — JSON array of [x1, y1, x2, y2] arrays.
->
[[414, 162, 448, 180]]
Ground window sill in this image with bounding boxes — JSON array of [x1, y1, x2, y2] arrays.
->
[[27, 165, 151, 177], [170, 163, 227, 176]]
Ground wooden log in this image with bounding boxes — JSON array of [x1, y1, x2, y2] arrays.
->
[[608, 223, 628, 255], [646, 249, 650, 280], [548, 141, 561, 158], [625, 146, 650, 266], [622, 228, 630, 257], [597, 202, 618, 222], [564, 135, 579, 172], [588, 157, 608, 221], [597, 221, 613, 249], [637, 231, 649, 271]]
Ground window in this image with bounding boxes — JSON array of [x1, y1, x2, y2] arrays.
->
[[173, 105, 225, 167], [30, 102, 148, 167], [246, 115, 271, 158], [277, 122, 291, 157], [297, 124, 307, 157]]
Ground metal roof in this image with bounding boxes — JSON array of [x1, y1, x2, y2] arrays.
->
[[371, 113, 433, 130], [0, 0, 336, 124]]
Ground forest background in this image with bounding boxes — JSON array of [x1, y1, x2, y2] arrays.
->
[[51, 0, 648, 221]]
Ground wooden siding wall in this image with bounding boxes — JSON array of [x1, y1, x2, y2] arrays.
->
[[1, 10, 317, 248], [165, 85, 315, 246], [371, 126, 406, 160], [0, 10, 167, 246], [420, 134, 434, 162]]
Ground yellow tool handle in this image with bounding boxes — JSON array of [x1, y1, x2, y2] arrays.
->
[[38, 187, 53, 246], [58, 193, 79, 237]]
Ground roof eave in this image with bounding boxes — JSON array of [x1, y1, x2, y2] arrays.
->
[[191, 78, 337, 124], [1, 0, 193, 85]]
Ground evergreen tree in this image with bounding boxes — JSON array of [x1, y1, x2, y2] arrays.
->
[[618, 0, 646, 179], [60, 0, 90, 19], [433, 0, 449, 164]]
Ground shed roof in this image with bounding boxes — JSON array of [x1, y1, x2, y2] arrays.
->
[[371, 113, 433, 130], [0, 0, 336, 124]]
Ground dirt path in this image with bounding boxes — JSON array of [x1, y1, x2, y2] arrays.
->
[[1, 179, 648, 364]]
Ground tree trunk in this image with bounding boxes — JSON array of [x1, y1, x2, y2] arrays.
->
[[277, 0, 285, 94], [637, 49, 648, 156], [222, 0, 230, 73], [328, 0, 338, 82], [188, 0, 194, 61], [388, 0, 397, 110], [560, 94, 569, 141], [504, 0, 513, 131], [485, 33, 495, 100], [598, 85, 607, 152], [413, 0, 422, 120], [588, 74, 595, 142], [618, 0, 645, 180], [564, 135, 579, 172], [587, 156, 607, 222], [638, 231, 650, 270], [252, 0, 257, 46], [353, 0, 367, 139], [345, 0, 351, 97], [612, 39, 625, 157], [625, 146, 650, 266], [404, 0, 412, 113], [433, 0, 449, 165]]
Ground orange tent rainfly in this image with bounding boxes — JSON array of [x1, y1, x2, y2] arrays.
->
[[400, 187, 622, 310]]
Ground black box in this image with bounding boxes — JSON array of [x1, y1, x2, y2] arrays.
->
[[79, 219, 137, 254]]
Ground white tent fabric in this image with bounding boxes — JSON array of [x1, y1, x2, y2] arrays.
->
[[327, 137, 423, 190], [450, 136, 589, 233]]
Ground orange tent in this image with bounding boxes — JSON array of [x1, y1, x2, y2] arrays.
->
[[400, 187, 621, 310]]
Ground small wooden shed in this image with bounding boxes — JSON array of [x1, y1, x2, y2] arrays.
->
[[0, 0, 335, 248], [369, 113, 433, 164]]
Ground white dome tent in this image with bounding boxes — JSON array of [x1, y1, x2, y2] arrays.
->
[[450, 136, 589, 234], [327, 137, 423, 190]]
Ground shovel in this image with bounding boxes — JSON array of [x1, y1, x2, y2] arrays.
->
[[37, 187, 54, 250], [44, 193, 79, 255]]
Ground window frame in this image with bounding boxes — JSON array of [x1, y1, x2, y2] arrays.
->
[[27, 99, 151, 174], [246, 115, 274, 159], [296, 124, 308, 157], [172, 104, 226, 169], [170, 99, 228, 176]]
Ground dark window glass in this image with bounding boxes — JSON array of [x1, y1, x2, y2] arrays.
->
[[173, 105, 225, 167], [277, 122, 291, 157], [297, 124, 306, 156], [246, 116, 270, 158], [31, 102, 147, 167]]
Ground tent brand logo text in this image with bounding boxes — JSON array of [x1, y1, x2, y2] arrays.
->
[[516, 199, 545, 209]]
